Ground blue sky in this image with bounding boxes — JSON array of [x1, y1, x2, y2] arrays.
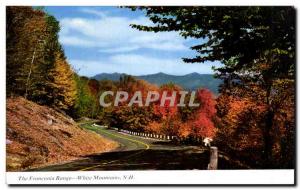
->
[[45, 6, 222, 77]]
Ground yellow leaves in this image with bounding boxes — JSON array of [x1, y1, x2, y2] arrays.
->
[[51, 52, 77, 110], [178, 122, 191, 138], [147, 122, 161, 134]]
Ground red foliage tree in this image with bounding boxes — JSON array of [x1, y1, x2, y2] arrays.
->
[[197, 89, 216, 118], [150, 84, 182, 135], [153, 85, 179, 120], [188, 89, 216, 138]]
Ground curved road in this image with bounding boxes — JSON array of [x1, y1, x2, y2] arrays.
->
[[30, 125, 241, 171]]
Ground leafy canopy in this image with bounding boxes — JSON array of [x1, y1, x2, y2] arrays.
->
[[130, 7, 295, 79]]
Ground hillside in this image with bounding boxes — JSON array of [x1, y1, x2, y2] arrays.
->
[[92, 72, 221, 94], [6, 97, 118, 171]]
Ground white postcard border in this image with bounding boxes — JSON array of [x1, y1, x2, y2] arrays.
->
[[6, 170, 294, 185]]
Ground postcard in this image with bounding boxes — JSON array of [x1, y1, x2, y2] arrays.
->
[[5, 5, 295, 185]]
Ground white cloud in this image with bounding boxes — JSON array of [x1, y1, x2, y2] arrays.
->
[[70, 54, 221, 77], [98, 45, 140, 53], [79, 8, 108, 18], [59, 36, 96, 47], [59, 14, 189, 52]]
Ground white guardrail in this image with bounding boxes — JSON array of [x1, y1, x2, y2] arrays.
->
[[92, 123, 205, 142]]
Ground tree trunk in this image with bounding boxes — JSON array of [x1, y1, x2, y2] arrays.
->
[[262, 77, 274, 168], [262, 108, 274, 168], [24, 47, 36, 99]]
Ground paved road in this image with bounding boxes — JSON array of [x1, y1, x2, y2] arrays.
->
[[30, 125, 242, 171]]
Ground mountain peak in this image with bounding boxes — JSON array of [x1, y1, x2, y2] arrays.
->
[[185, 72, 200, 76], [154, 72, 169, 75]]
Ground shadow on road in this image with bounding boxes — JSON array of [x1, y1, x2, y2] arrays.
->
[[31, 147, 246, 171]]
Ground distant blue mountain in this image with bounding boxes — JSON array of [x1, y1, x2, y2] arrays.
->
[[92, 72, 222, 94]]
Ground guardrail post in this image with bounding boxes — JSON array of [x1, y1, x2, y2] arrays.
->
[[208, 146, 218, 170]]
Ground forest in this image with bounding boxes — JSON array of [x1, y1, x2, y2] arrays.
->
[[6, 6, 295, 169]]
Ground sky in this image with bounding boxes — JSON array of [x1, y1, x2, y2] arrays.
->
[[45, 6, 222, 77]]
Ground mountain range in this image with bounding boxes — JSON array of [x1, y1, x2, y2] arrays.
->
[[92, 72, 222, 94]]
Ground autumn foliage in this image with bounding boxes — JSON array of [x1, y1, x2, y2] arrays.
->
[[7, 7, 76, 112], [193, 89, 216, 137], [147, 86, 217, 139], [216, 78, 295, 168]]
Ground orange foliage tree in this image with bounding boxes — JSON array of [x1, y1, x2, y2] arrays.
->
[[149, 84, 182, 136], [108, 76, 159, 131], [182, 89, 216, 139], [216, 78, 295, 168]]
